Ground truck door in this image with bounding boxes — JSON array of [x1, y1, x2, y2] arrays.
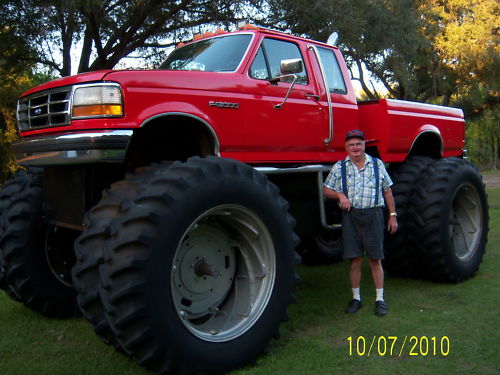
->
[[240, 37, 324, 163], [312, 46, 359, 161]]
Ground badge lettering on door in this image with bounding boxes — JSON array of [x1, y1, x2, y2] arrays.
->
[[209, 101, 239, 109]]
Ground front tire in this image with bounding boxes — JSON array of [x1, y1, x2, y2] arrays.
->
[[409, 158, 489, 282], [0, 169, 78, 318], [99, 157, 300, 374]]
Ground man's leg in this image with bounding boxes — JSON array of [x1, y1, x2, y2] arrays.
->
[[368, 258, 384, 290], [343, 210, 364, 313], [346, 257, 363, 313], [349, 257, 363, 290], [369, 258, 387, 316]]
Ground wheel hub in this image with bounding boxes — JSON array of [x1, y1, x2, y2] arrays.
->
[[172, 223, 236, 318]]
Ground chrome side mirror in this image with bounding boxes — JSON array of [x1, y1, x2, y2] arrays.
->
[[269, 58, 303, 84], [269, 59, 303, 110], [280, 58, 303, 75]]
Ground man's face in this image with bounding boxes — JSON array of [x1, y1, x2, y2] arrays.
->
[[345, 137, 365, 159]]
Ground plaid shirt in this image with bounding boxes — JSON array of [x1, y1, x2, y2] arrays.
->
[[324, 154, 393, 209]]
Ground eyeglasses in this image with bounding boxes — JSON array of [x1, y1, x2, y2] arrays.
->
[[347, 141, 364, 148]]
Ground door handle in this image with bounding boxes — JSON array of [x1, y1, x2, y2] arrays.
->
[[306, 93, 320, 100]]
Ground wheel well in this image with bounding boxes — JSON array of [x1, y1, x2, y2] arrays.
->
[[125, 114, 218, 169], [408, 131, 442, 159]]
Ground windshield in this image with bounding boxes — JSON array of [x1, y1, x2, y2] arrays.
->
[[159, 34, 252, 72]]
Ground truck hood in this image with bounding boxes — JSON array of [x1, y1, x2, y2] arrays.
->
[[103, 69, 243, 92], [20, 70, 116, 97], [20, 69, 243, 98]]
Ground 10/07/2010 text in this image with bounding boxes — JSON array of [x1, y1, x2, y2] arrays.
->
[[347, 336, 450, 357]]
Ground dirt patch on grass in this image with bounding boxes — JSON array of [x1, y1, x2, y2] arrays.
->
[[482, 173, 500, 189]]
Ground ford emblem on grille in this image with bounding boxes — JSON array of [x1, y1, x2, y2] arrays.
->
[[34, 108, 43, 115]]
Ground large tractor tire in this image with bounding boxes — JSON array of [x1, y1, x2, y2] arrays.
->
[[383, 156, 435, 276], [409, 158, 489, 282], [0, 169, 78, 318], [72, 168, 156, 349], [97, 156, 300, 374]]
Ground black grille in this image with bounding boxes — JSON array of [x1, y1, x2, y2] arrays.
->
[[17, 87, 72, 131]]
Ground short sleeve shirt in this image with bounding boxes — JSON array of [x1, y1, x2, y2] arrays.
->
[[324, 154, 393, 209]]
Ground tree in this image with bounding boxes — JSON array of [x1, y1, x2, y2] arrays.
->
[[265, 0, 435, 100], [265, 0, 498, 103], [423, 0, 499, 91], [420, 0, 499, 108], [0, 1, 41, 77], [3, 0, 261, 77], [420, 0, 499, 168], [0, 1, 52, 183], [0, 69, 54, 184]]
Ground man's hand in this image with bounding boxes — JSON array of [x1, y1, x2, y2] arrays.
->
[[387, 215, 398, 234], [323, 186, 351, 211], [338, 193, 351, 211]]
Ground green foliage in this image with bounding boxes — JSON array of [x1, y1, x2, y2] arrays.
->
[[465, 107, 500, 169], [0, 71, 54, 185], [0, 1, 43, 77], [0, 0, 260, 76], [266, 0, 428, 100]]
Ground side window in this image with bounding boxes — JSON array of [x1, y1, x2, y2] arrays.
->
[[249, 47, 269, 80], [249, 38, 308, 85], [317, 47, 347, 94]]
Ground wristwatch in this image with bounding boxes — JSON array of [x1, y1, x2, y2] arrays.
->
[[390, 212, 397, 217]]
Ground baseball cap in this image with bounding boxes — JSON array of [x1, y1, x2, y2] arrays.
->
[[345, 129, 365, 141]]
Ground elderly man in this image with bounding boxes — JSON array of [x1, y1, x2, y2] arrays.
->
[[323, 130, 398, 316]]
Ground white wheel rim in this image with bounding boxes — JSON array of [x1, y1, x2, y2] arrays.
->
[[449, 183, 483, 262], [171, 205, 276, 342]]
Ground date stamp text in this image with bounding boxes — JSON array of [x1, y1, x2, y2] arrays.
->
[[347, 336, 450, 357]]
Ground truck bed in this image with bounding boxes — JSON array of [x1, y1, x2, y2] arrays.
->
[[358, 99, 465, 162]]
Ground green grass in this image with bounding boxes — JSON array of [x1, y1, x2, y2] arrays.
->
[[233, 189, 500, 375], [1, 190, 499, 375]]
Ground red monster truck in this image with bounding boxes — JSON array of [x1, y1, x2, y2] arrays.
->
[[0, 24, 488, 374]]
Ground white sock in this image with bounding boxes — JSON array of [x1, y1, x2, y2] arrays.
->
[[376, 288, 384, 302], [352, 288, 361, 301]]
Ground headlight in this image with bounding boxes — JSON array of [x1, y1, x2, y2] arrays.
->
[[72, 84, 123, 118]]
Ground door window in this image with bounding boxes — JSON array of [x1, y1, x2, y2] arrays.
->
[[249, 38, 308, 84], [317, 47, 347, 94]]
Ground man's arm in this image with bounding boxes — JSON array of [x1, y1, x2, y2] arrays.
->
[[383, 187, 398, 234], [323, 186, 351, 211]]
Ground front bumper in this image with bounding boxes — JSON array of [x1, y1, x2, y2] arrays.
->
[[12, 130, 133, 166]]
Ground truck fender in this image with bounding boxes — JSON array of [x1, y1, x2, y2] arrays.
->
[[123, 111, 221, 168], [409, 125, 443, 158], [140, 112, 220, 155]]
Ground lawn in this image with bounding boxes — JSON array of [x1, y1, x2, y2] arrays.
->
[[0, 187, 498, 375]]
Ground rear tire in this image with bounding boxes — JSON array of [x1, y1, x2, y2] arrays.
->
[[99, 156, 300, 374], [409, 158, 489, 282], [383, 156, 435, 276], [0, 169, 78, 318]]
